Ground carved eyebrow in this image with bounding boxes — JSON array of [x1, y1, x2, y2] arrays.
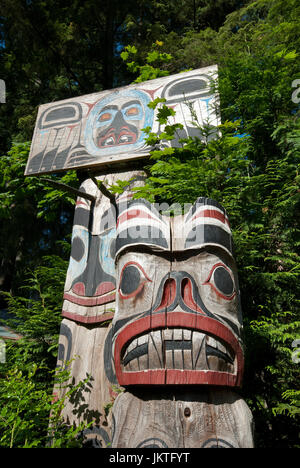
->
[[98, 105, 118, 113], [121, 100, 141, 110], [116, 226, 169, 256], [185, 224, 233, 255]]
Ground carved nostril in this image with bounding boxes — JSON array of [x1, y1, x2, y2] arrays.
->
[[181, 277, 205, 314], [181, 278, 189, 300], [154, 278, 177, 312], [181, 277, 193, 304]]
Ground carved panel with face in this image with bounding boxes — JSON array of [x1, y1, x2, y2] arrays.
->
[[84, 89, 154, 157], [62, 176, 117, 324], [111, 197, 244, 387]]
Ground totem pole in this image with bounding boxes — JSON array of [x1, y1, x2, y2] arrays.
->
[[25, 65, 254, 448]]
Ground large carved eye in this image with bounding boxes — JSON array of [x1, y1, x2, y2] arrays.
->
[[203, 263, 236, 300], [71, 236, 85, 262], [97, 108, 117, 127], [99, 112, 113, 122], [122, 103, 143, 121], [119, 261, 151, 299]]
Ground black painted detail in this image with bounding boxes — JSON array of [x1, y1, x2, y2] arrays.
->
[[213, 266, 234, 296], [185, 224, 232, 254], [71, 234, 115, 297], [38, 102, 82, 129], [123, 343, 148, 366], [45, 106, 77, 123], [100, 207, 116, 232], [57, 323, 72, 370], [136, 438, 168, 448], [104, 328, 118, 385], [206, 345, 234, 364], [116, 226, 168, 254], [117, 198, 164, 221], [185, 197, 228, 222], [162, 76, 211, 104], [71, 236, 85, 262], [82, 426, 111, 448], [150, 270, 213, 318], [169, 79, 207, 97], [120, 265, 141, 295], [73, 207, 90, 229], [165, 340, 191, 351], [214, 314, 240, 338], [201, 438, 235, 448]]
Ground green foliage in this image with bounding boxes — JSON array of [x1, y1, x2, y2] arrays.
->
[[1, 253, 69, 369], [0, 141, 78, 221], [0, 251, 95, 448], [0, 364, 52, 448], [272, 389, 300, 419], [0, 141, 78, 302], [0, 362, 92, 448], [121, 41, 172, 83]]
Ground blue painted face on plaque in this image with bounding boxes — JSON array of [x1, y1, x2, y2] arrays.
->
[[84, 89, 154, 157]]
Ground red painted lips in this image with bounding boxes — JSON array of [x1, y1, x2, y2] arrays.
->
[[113, 312, 244, 387], [97, 127, 137, 147]]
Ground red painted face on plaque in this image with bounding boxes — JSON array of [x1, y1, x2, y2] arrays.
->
[[111, 196, 244, 388]]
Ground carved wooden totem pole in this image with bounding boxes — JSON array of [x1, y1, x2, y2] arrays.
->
[[25, 65, 254, 448]]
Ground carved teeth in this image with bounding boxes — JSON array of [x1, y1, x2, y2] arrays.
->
[[192, 331, 207, 370], [173, 329, 183, 340], [206, 336, 218, 349], [164, 329, 174, 369], [122, 328, 235, 374], [206, 334, 234, 364], [126, 339, 137, 354], [163, 329, 173, 340], [217, 340, 234, 362], [137, 334, 149, 369], [148, 330, 163, 369], [137, 334, 148, 346]]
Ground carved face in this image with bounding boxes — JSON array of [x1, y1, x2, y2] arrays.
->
[[65, 192, 116, 306], [111, 197, 244, 387], [84, 89, 154, 157]]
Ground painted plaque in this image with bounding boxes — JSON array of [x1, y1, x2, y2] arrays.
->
[[25, 65, 219, 175]]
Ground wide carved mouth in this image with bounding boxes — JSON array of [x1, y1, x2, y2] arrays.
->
[[122, 329, 235, 373], [113, 312, 244, 387], [97, 127, 137, 147]]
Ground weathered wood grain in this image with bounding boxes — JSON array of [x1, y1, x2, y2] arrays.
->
[[54, 318, 121, 448], [111, 389, 254, 448]]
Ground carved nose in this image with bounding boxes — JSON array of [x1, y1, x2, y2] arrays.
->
[[157, 278, 177, 310], [181, 277, 201, 312], [111, 110, 126, 130], [154, 272, 205, 314]]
